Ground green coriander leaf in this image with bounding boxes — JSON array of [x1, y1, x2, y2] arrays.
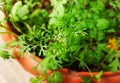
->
[[48, 71, 63, 83], [30, 9, 41, 18], [107, 29, 115, 33], [95, 71, 103, 81], [33, 62, 40, 75], [30, 77, 44, 83], [11, 1, 22, 21], [97, 31, 104, 40], [17, 5, 29, 20], [50, 2, 65, 18], [40, 56, 62, 74], [51, 0, 67, 6], [90, 1, 105, 13], [109, 58, 120, 72], [107, 10, 116, 17], [97, 19, 109, 30], [89, 29, 97, 38], [0, 50, 10, 59], [40, 57, 52, 74]]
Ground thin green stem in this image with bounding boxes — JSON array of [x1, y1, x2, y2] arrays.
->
[[23, 22, 32, 34], [97, 52, 111, 71], [11, 19, 24, 34], [75, 57, 93, 77]]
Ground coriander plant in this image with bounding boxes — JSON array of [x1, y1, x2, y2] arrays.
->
[[0, 0, 120, 83]]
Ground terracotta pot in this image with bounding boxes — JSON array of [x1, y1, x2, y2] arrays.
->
[[1, 11, 120, 83], [1, 28, 120, 83]]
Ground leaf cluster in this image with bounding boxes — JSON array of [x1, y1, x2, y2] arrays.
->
[[1, 0, 120, 83], [0, 44, 11, 59]]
